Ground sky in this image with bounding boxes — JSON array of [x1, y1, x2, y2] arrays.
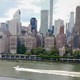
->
[[0, 0, 80, 30]]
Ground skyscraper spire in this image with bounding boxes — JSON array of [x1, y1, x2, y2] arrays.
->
[[49, 0, 53, 30]]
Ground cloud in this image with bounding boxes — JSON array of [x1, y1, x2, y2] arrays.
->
[[54, 0, 80, 23], [2, 0, 41, 24], [18, 0, 41, 14], [1, 0, 80, 30]]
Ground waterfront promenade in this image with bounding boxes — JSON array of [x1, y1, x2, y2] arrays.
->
[[0, 54, 80, 62]]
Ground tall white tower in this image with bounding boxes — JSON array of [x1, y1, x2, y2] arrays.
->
[[40, 10, 48, 36], [13, 9, 21, 22], [54, 19, 64, 36], [69, 12, 74, 35], [49, 0, 53, 30], [8, 10, 21, 36]]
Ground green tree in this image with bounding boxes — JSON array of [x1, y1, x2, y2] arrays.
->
[[17, 44, 26, 54], [73, 50, 80, 58], [31, 47, 45, 55], [49, 46, 59, 56], [25, 52, 31, 55], [17, 38, 27, 54], [64, 48, 73, 56]]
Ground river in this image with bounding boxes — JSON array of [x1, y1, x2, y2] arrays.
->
[[0, 60, 80, 80]]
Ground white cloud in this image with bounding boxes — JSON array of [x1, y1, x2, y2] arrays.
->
[[54, 0, 80, 23], [3, 0, 41, 28], [1, 0, 80, 28], [0, 17, 9, 22], [18, 0, 41, 13], [4, 8, 19, 19], [22, 22, 30, 27]]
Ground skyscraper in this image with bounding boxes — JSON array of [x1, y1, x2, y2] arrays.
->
[[74, 6, 80, 34], [13, 9, 21, 22], [69, 12, 74, 35], [30, 18, 37, 32], [54, 19, 64, 36], [72, 6, 80, 49], [49, 0, 53, 30], [8, 10, 21, 36], [39, 10, 48, 36]]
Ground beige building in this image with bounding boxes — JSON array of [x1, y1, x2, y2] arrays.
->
[[44, 36, 54, 50], [17, 33, 37, 52], [10, 35, 17, 54], [59, 46, 65, 56], [24, 34, 37, 51], [0, 29, 10, 53]]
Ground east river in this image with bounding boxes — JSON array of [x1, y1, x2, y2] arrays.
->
[[0, 60, 80, 80]]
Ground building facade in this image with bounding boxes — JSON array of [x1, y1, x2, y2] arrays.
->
[[8, 10, 21, 36], [24, 35, 37, 51], [49, 0, 53, 30], [56, 34, 66, 49], [69, 12, 74, 36], [10, 35, 17, 54], [74, 6, 80, 34], [0, 29, 10, 53], [54, 19, 64, 36], [30, 18, 37, 32], [72, 33, 80, 49], [72, 6, 80, 49], [40, 10, 48, 37], [44, 36, 54, 50], [0, 23, 8, 31]]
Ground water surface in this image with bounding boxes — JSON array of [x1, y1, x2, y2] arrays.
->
[[0, 60, 80, 80]]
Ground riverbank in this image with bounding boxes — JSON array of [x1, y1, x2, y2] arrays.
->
[[0, 54, 80, 63]]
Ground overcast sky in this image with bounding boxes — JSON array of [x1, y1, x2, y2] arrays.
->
[[0, 0, 80, 30]]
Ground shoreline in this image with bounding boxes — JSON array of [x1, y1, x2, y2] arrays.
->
[[0, 58, 80, 64], [0, 54, 80, 63]]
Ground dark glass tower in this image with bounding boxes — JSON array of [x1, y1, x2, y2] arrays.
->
[[30, 18, 37, 32]]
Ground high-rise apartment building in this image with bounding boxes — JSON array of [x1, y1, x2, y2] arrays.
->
[[7, 20, 18, 35], [66, 23, 70, 38], [54, 19, 64, 36], [10, 35, 17, 54], [8, 10, 21, 36], [74, 6, 80, 34], [13, 9, 21, 22], [49, 0, 53, 30], [72, 6, 80, 49], [60, 25, 64, 34], [44, 36, 54, 50], [40, 10, 48, 36], [0, 28, 10, 53]]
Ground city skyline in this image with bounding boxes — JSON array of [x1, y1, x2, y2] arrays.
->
[[0, 0, 80, 31]]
